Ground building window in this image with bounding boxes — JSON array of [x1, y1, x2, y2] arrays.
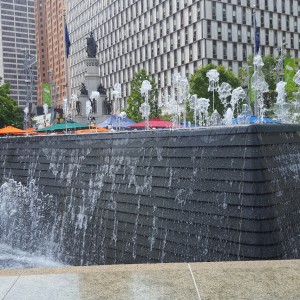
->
[[261, 13, 264, 27], [213, 41, 217, 58], [270, 14, 273, 27], [232, 7, 236, 23], [237, 25, 241, 42], [207, 20, 211, 38], [198, 41, 201, 59], [228, 24, 232, 41], [222, 4, 227, 22], [212, 2, 216, 19], [223, 42, 227, 59], [247, 27, 251, 43], [242, 7, 246, 24], [185, 27, 188, 44], [233, 42, 237, 60], [189, 45, 193, 62], [218, 22, 222, 40]]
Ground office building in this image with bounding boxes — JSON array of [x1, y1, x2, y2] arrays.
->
[[67, 0, 300, 106], [34, 0, 68, 110], [0, 0, 37, 109], [34, 0, 49, 108]]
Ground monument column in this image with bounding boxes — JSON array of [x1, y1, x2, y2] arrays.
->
[[85, 58, 102, 115]]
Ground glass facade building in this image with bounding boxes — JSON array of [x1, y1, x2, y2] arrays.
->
[[0, 0, 37, 108]]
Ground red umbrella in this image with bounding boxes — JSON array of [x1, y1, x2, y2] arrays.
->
[[129, 118, 182, 129]]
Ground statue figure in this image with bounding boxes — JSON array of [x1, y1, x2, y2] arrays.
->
[[86, 31, 98, 58], [76, 100, 81, 115], [91, 98, 97, 113], [104, 99, 112, 115], [79, 83, 88, 96], [97, 83, 107, 95]]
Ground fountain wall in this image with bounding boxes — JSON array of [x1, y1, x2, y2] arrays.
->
[[0, 124, 300, 265]]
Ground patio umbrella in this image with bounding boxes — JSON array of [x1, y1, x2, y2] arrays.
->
[[129, 118, 182, 129], [75, 125, 110, 134], [0, 126, 27, 135], [233, 116, 280, 124], [24, 128, 40, 135], [37, 121, 89, 132], [97, 115, 136, 129]]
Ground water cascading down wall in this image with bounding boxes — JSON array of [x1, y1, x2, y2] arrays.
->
[[0, 124, 300, 266]]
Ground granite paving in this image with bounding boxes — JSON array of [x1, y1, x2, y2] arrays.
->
[[0, 260, 299, 300]]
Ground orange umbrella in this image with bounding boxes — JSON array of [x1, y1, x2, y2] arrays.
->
[[75, 125, 109, 134], [0, 126, 27, 135], [25, 127, 43, 135]]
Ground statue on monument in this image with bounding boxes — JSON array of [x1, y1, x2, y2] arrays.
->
[[79, 83, 88, 96], [86, 31, 98, 58], [76, 100, 81, 115], [97, 83, 106, 95], [103, 98, 112, 115], [90, 98, 97, 114]]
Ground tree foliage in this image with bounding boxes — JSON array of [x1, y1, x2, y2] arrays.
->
[[126, 69, 161, 122], [189, 64, 241, 115], [0, 80, 23, 128], [239, 54, 299, 113], [239, 55, 277, 110]]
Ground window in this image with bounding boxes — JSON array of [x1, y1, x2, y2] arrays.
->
[[212, 2, 216, 19], [185, 27, 188, 44], [189, 45, 193, 62], [233, 42, 237, 60], [242, 7, 246, 24], [218, 22, 222, 39], [228, 24, 232, 41], [247, 27, 251, 43], [222, 4, 227, 22], [232, 6, 236, 23], [261, 14, 264, 27], [270, 14, 273, 27], [198, 41, 201, 59], [213, 41, 217, 58], [243, 44, 247, 61], [223, 42, 227, 59], [207, 20, 211, 38], [237, 25, 241, 42]]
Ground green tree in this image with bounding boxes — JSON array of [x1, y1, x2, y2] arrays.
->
[[126, 69, 161, 122], [239, 55, 299, 114], [283, 56, 299, 100], [189, 64, 241, 116], [0, 80, 23, 128], [239, 54, 277, 110]]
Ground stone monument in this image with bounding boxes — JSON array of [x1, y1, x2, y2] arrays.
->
[[73, 31, 108, 124]]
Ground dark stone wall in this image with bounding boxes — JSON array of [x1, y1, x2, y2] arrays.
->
[[0, 124, 300, 265]]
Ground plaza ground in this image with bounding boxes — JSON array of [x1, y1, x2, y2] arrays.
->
[[0, 259, 299, 299]]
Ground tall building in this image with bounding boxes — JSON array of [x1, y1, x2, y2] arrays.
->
[[67, 0, 300, 107], [34, 0, 49, 108], [34, 0, 68, 110], [0, 0, 37, 109]]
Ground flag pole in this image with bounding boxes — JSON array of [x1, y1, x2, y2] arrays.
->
[[63, 9, 70, 121], [252, 5, 256, 57], [252, 5, 258, 116]]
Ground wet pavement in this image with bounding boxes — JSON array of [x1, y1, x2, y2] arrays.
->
[[0, 260, 299, 300]]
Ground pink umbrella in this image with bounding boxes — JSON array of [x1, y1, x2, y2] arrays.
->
[[129, 118, 182, 129]]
